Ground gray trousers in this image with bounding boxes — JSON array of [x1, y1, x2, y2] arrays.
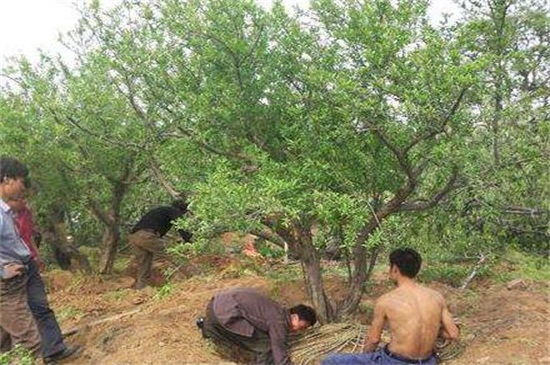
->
[[203, 299, 273, 364]]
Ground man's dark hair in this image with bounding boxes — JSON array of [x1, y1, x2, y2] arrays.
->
[[171, 199, 189, 211], [290, 304, 317, 326], [0, 156, 29, 186], [389, 248, 422, 278]]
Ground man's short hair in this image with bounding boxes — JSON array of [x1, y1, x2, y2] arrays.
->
[[0, 156, 29, 186], [389, 248, 422, 278], [289, 304, 317, 326]]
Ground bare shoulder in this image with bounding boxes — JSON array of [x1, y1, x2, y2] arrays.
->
[[420, 284, 446, 304], [376, 288, 404, 308]]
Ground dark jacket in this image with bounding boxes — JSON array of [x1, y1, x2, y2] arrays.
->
[[213, 287, 291, 365], [131, 205, 192, 242]]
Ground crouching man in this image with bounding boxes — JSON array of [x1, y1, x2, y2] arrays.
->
[[200, 287, 316, 364]]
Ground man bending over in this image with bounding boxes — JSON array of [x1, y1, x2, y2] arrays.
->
[[200, 287, 316, 364]]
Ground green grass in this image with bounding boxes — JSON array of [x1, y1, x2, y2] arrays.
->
[[55, 306, 85, 322], [502, 249, 550, 282], [154, 282, 174, 300], [104, 289, 131, 302], [0, 345, 34, 365], [266, 262, 303, 283], [418, 264, 472, 287]]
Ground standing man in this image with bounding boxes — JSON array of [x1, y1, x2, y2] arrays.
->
[[200, 287, 317, 365], [128, 199, 193, 289], [322, 248, 459, 365], [0, 156, 41, 358], [7, 196, 80, 364]]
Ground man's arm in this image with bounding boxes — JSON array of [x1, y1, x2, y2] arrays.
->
[[363, 298, 386, 352], [440, 302, 460, 340], [177, 229, 193, 243], [268, 323, 291, 365]]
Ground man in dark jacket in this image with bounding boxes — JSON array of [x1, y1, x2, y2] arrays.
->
[[200, 287, 317, 364], [128, 199, 192, 289]]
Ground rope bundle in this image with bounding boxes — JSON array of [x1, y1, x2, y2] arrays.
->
[[289, 322, 465, 365], [289, 323, 369, 364]]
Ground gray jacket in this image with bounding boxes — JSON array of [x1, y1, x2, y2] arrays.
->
[[0, 199, 31, 279], [213, 287, 291, 364]]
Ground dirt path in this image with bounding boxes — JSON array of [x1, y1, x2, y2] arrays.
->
[[44, 260, 549, 365]]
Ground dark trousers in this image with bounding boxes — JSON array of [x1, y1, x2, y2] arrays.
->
[[203, 299, 273, 364], [0, 270, 41, 358], [26, 260, 67, 358]]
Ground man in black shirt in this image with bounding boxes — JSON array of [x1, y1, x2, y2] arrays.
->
[[129, 199, 192, 289]]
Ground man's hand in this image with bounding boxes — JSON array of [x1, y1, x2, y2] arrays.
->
[[3, 262, 24, 279]]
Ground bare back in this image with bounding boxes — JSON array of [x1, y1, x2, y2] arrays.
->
[[381, 283, 445, 358]]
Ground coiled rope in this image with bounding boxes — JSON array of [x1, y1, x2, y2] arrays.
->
[[289, 322, 466, 365]]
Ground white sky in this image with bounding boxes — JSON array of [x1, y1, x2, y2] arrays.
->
[[0, 0, 461, 67]]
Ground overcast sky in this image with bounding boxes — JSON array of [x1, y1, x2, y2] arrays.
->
[[0, 0, 461, 66]]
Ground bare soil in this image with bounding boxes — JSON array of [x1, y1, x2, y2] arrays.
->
[[42, 253, 549, 365]]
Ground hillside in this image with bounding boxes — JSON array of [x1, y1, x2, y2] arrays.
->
[[38, 254, 550, 365]]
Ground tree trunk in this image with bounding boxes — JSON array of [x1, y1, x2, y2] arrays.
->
[[337, 182, 415, 317], [98, 160, 137, 274], [43, 204, 91, 272], [296, 224, 335, 324], [99, 222, 120, 274], [91, 178, 128, 274], [266, 217, 334, 323]]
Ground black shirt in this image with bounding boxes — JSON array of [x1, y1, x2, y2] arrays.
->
[[131, 205, 192, 242]]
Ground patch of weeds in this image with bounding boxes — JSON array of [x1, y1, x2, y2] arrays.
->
[[266, 263, 303, 284], [219, 260, 263, 279], [56, 306, 85, 322], [268, 284, 281, 299], [113, 255, 133, 273], [322, 261, 351, 278], [163, 266, 176, 281], [104, 289, 131, 302], [154, 282, 173, 300], [457, 290, 482, 315], [256, 239, 285, 259], [511, 250, 550, 282], [67, 272, 89, 291], [419, 265, 470, 287], [358, 302, 374, 317], [0, 345, 34, 365], [78, 246, 101, 269]]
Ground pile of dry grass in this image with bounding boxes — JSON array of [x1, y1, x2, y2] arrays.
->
[[289, 323, 465, 365]]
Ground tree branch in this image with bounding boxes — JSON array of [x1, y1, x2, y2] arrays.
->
[[162, 127, 253, 162], [399, 168, 459, 211], [88, 199, 111, 226], [404, 87, 468, 155], [148, 158, 181, 199]]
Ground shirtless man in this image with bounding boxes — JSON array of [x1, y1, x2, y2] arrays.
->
[[322, 248, 459, 365]]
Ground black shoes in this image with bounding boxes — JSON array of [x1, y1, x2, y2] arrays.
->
[[196, 317, 205, 330], [196, 317, 209, 338], [44, 345, 81, 364]]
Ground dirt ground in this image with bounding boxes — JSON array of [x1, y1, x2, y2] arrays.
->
[[41, 253, 549, 365]]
